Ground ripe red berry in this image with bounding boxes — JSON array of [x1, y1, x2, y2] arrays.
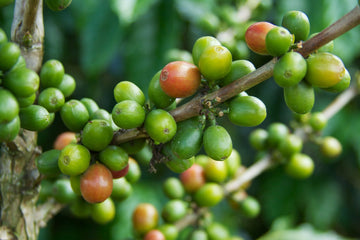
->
[[160, 61, 201, 98], [245, 22, 275, 55]]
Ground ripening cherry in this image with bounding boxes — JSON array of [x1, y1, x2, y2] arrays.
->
[[245, 22, 275, 55], [159, 61, 201, 98]]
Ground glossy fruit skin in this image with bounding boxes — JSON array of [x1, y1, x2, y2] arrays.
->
[[52, 178, 77, 204], [225, 149, 241, 178], [198, 45, 232, 83], [38, 87, 65, 112], [112, 100, 145, 129], [204, 159, 228, 183], [81, 120, 113, 151], [192, 36, 221, 66], [144, 229, 166, 240], [60, 99, 90, 132], [69, 198, 92, 218], [320, 136, 342, 158], [158, 224, 178, 240], [165, 48, 193, 64], [40, 59, 65, 88], [163, 144, 195, 173], [19, 105, 52, 131], [206, 222, 230, 240], [194, 183, 224, 207], [284, 81, 315, 114], [179, 163, 205, 193], [324, 68, 351, 93], [228, 95, 267, 127], [160, 61, 201, 98], [203, 125, 233, 161], [58, 143, 90, 176], [161, 199, 188, 223], [3, 67, 40, 98], [278, 134, 303, 158], [267, 122, 289, 148], [0, 42, 20, 71], [113, 81, 145, 105], [0, 88, 19, 123], [238, 196, 261, 218], [17, 93, 36, 108], [80, 98, 99, 118], [163, 177, 185, 199], [36, 149, 61, 177], [148, 70, 175, 109], [189, 229, 208, 240], [305, 52, 345, 88], [220, 59, 256, 86], [249, 128, 268, 151], [57, 74, 76, 98], [245, 22, 275, 55], [80, 163, 113, 203], [91, 198, 116, 224], [70, 175, 81, 195], [265, 26, 293, 56], [132, 203, 159, 235], [309, 112, 328, 131], [111, 177, 132, 201], [285, 153, 314, 179], [170, 116, 205, 159], [99, 145, 128, 171], [110, 164, 129, 179], [273, 52, 307, 87], [0, 116, 20, 142], [145, 109, 177, 144], [119, 138, 146, 155], [0, 28, 8, 44], [45, 0, 72, 11], [125, 157, 141, 183], [282, 10, 310, 42], [53, 131, 77, 150]]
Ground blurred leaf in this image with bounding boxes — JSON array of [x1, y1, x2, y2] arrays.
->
[[80, 2, 123, 77], [111, 0, 159, 26], [174, 0, 216, 22], [258, 223, 354, 240]]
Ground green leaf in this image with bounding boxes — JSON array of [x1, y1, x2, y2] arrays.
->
[[258, 223, 354, 240], [174, 0, 216, 22]]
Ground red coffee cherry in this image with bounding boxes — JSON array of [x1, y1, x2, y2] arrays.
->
[[245, 22, 275, 55]]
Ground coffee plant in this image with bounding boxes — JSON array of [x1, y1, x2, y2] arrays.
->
[[0, 0, 360, 240]]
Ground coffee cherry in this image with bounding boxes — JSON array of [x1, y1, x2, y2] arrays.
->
[[159, 61, 201, 98], [189, 229, 208, 240], [113, 81, 145, 105], [228, 95, 267, 127], [285, 153, 314, 179], [198, 45, 232, 84], [81, 120, 113, 151], [80, 163, 113, 203], [144, 229, 166, 240], [157, 224, 178, 240], [284, 81, 315, 114], [112, 100, 145, 129], [80, 97, 99, 117], [206, 222, 230, 240], [165, 48, 193, 63], [125, 157, 141, 183], [225, 149, 241, 178], [0, 42, 20, 71], [309, 112, 328, 131], [308, 33, 334, 53], [278, 134, 303, 158], [58, 143, 90, 176], [163, 177, 185, 199], [245, 22, 275, 55], [52, 178, 77, 204], [60, 99, 90, 132], [3, 67, 40, 98], [119, 138, 146, 155], [164, 144, 195, 173], [179, 163, 205, 193], [203, 125, 233, 161], [35, 149, 61, 178], [267, 122, 289, 148], [0, 28, 7, 45], [69, 198, 92, 219], [148, 70, 175, 109], [204, 159, 228, 183], [38, 87, 65, 112], [238, 196, 261, 218], [265, 26, 293, 56], [0, 116, 20, 142], [281, 10, 310, 41], [220, 59, 256, 86], [91, 198, 116, 224], [132, 203, 159, 235], [320, 136, 342, 158], [99, 145, 128, 171], [17, 93, 36, 108], [70, 175, 81, 195], [57, 74, 76, 98], [161, 199, 188, 223], [273, 52, 307, 87], [40, 59, 64, 88], [324, 68, 351, 93], [45, 0, 72, 11], [249, 128, 269, 151], [110, 164, 129, 179], [194, 183, 224, 207], [0, 88, 19, 124], [305, 52, 345, 88], [90, 108, 111, 122], [53, 131, 77, 150], [192, 36, 221, 66], [19, 105, 52, 131], [111, 177, 132, 201], [145, 109, 177, 144]]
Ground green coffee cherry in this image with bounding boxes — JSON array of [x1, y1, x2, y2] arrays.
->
[[249, 128, 269, 150], [204, 159, 228, 183], [278, 134, 303, 158], [60, 99, 89, 132], [161, 199, 188, 223], [52, 178, 77, 204], [320, 136, 342, 158], [194, 183, 224, 207], [285, 153, 314, 179], [282, 10, 310, 41], [58, 74, 76, 98], [238, 196, 261, 218], [35, 149, 61, 178], [203, 125, 233, 161], [81, 120, 113, 152], [111, 177, 132, 201], [0, 42, 20, 71], [80, 98, 99, 117], [309, 112, 328, 131], [19, 105, 52, 131], [192, 36, 221, 66], [38, 87, 65, 112], [40, 59, 65, 88], [0, 88, 19, 124], [113, 81, 145, 105], [265, 26, 293, 56], [284, 81, 315, 114], [273, 52, 307, 87], [0, 116, 20, 142], [163, 177, 185, 199], [206, 222, 230, 240], [99, 145, 128, 171]]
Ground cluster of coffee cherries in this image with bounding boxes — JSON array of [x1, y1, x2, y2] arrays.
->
[[132, 150, 257, 240], [245, 10, 351, 115], [0, 28, 76, 142]]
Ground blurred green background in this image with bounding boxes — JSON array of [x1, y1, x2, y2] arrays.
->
[[1, 0, 360, 239]]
